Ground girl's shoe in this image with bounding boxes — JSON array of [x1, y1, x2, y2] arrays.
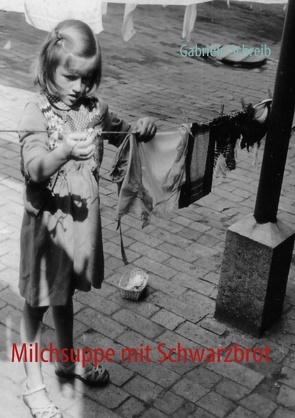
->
[[55, 362, 109, 387], [23, 384, 63, 418]]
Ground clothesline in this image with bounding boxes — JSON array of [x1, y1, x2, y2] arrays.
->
[[0, 130, 132, 134], [0, 98, 272, 137]]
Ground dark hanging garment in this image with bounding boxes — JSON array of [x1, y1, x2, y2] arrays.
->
[[179, 123, 215, 208]]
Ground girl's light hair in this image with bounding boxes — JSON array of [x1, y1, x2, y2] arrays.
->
[[34, 19, 102, 97]]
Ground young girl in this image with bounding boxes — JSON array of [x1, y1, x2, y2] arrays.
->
[[18, 19, 156, 418]]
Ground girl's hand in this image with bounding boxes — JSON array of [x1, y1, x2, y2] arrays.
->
[[62, 131, 95, 160], [135, 118, 157, 142]]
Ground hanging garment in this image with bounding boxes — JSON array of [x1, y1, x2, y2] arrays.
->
[[110, 99, 271, 226], [119, 0, 211, 42], [111, 126, 190, 226], [179, 122, 215, 208], [23, 0, 104, 33], [211, 99, 271, 176]]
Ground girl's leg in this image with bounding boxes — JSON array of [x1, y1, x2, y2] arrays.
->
[[52, 299, 74, 365], [53, 297, 110, 386], [20, 301, 52, 407]]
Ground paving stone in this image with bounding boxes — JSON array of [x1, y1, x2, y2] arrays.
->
[[255, 375, 281, 403], [116, 213, 157, 233], [104, 241, 140, 263], [227, 406, 260, 418], [150, 215, 185, 234], [196, 391, 236, 418], [105, 255, 126, 271], [203, 271, 220, 285], [194, 255, 222, 272], [270, 406, 295, 418], [151, 227, 192, 248], [199, 317, 228, 336], [85, 383, 129, 409], [171, 272, 216, 297], [109, 291, 160, 318], [207, 362, 264, 390], [153, 390, 186, 415], [66, 396, 121, 418], [164, 256, 208, 278], [159, 242, 200, 263], [75, 290, 120, 316], [171, 377, 209, 403], [112, 308, 164, 339], [197, 234, 222, 249], [185, 366, 223, 389], [239, 393, 277, 417], [133, 256, 176, 280], [151, 308, 186, 331], [115, 396, 146, 418], [105, 272, 124, 289], [115, 329, 158, 353], [277, 385, 295, 409], [176, 227, 203, 241], [258, 339, 289, 363], [128, 241, 171, 263], [151, 292, 207, 323], [0, 278, 9, 292], [171, 403, 196, 418], [75, 308, 127, 340], [172, 215, 192, 227], [75, 328, 122, 360], [117, 347, 180, 388], [93, 283, 118, 298], [176, 319, 229, 349], [105, 361, 135, 387], [0, 286, 26, 311], [147, 274, 186, 298], [278, 366, 295, 389], [123, 375, 163, 403], [0, 305, 22, 334], [245, 361, 282, 382], [124, 227, 164, 248], [140, 407, 169, 418], [215, 378, 252, 401], [219, 329, 257, 351], [284, 352, 295, 370], [188, 407, 219, 418]]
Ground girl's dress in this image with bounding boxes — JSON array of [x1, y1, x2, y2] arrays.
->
[[18, 91, 129, 307]]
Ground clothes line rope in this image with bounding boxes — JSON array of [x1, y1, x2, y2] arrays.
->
[[0, 98, 272, 136]]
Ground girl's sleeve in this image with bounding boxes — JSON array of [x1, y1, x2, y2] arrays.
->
[[18, 101, 49, 178], [98, 100, 131, 147]]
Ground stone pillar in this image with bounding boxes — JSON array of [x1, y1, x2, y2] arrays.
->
[[214, 215, 294, 337]]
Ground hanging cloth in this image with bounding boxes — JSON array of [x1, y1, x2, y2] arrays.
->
[[110, 126, 189, 227], [179, 122, 215, 208], [118, 0, 212, 42], [23, 0, 104, 33]]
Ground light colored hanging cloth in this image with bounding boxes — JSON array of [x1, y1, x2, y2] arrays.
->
[[122, 3, 137, 41], [118, 0, 211, 42], [139, 126, 189, 213], [111, 126, 189, 227], [23, 0, 104, 33], [0, 0, 25, 12], [182, 4, 197, 41]]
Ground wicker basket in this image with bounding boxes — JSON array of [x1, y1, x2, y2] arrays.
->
[[119, 268, 149, 300]]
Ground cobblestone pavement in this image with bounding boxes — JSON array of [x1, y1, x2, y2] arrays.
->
[[0, 3, 294, 418]]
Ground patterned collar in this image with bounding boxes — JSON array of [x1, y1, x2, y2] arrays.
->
[[44, 90, 72, 111], [44, 90, 95, 111]]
